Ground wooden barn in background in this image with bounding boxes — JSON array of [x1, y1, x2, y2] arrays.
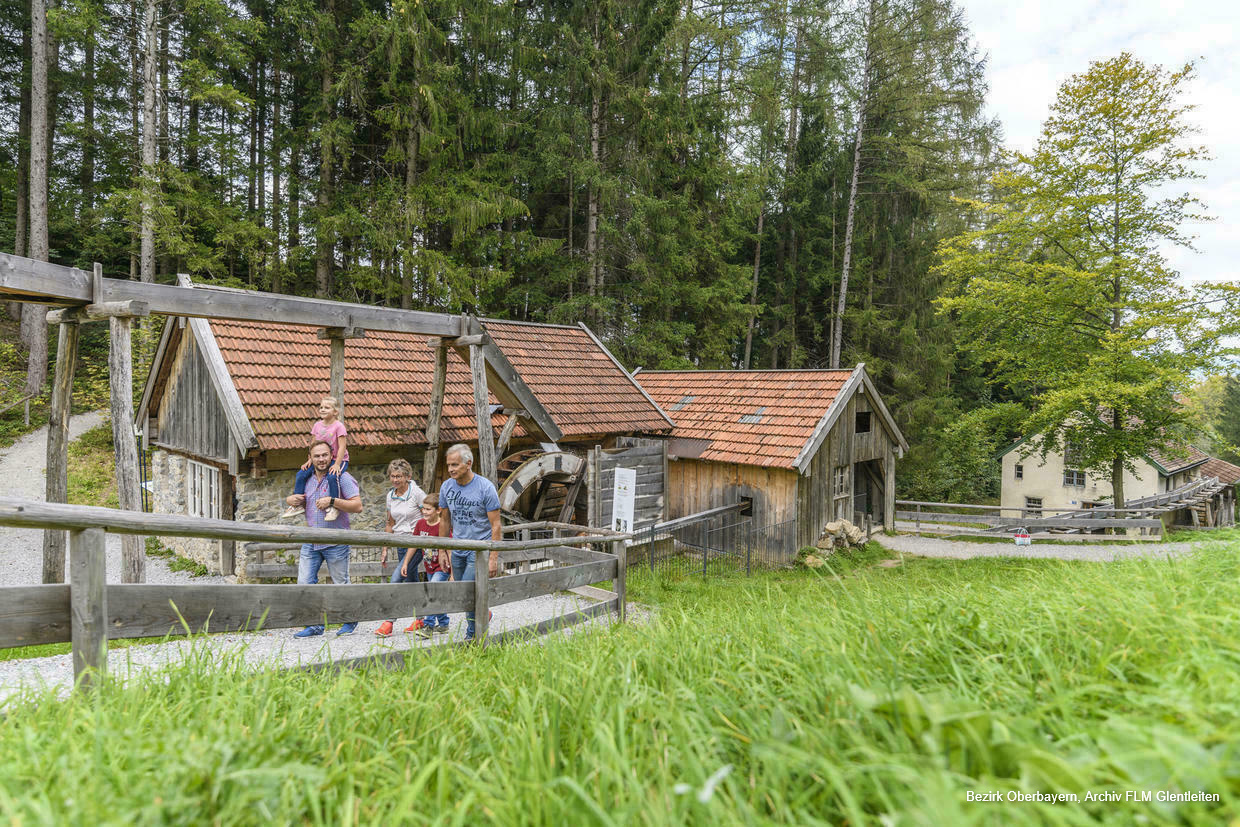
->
[[636, 365, 907, 553]]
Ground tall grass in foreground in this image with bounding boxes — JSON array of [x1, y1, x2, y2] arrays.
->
[[2, 545, 1239, 825]]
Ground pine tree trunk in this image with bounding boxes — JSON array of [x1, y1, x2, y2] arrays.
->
[[402, 125, 418, 310], [833, 16, 872, 369], [257, 58, 266, 285], [139, 0, 157, 283], [289, 89, 301, 253], [14, 19, 30, 260], [81, 20, 94, 214], [24, 0, 51, 397], [585, 13, 602, 322], [315, 11, 335, 299], [270, 57, 282, 293], [743, 205, 764, 369]]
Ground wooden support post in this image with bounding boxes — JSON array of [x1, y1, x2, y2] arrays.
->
[[495, 411, 521, 459], [470, 343, 497, 481], [423, 342, 447, 489], [612, 538, 626, 623], [519, 528, 531, 574], [43, 320, 80, 584], [474, 551, 489, 643], [69, 527, 108, 689], [110, 313, 145, 583], [884, 451, 896, 533], [317, 327, 364, 421], [329, 337, 345, 419]]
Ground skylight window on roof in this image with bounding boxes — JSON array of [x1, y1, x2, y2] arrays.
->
[[670, 395, 695, 411], [738, 407, 767, 424]]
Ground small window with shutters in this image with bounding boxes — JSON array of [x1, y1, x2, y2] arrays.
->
[[186, 460, 220, 520]]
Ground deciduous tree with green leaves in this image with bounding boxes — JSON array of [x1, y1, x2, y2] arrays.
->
[[937, 53, 1240, 507]]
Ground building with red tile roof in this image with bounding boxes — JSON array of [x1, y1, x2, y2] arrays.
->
[[136, 315, 673, 575], [636, 364, 908, 547]]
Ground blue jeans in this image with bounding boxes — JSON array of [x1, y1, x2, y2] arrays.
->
[[450, 550, 477, 638], [298, 543, 353, 633], [390, 548, 422, 584], [423, 570, 450, 628], [293, 461, 348, 499]]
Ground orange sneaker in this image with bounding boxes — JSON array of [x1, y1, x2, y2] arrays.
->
[[374, 621, 394, 638], [403, 619, 425, 634]]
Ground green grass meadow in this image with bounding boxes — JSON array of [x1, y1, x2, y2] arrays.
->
[[2, 541, 1239, 824]]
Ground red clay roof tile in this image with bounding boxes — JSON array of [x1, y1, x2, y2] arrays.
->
[[208, 319, 670, 452], [636, 369, 853, 468]]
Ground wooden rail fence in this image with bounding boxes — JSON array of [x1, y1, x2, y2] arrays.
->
[[0, 500, 627, 690], [894, 499, 1165, 537]]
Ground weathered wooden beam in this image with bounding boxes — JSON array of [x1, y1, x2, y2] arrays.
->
[[105, 581, 474, 637], [0, 252, 463, 335], [484, 598, 616, 647], [47, 300, 151, 324], [0, 498, 623, 551], [488, 559, 615, 608], [422, 342, 447, 489], [474, 551, 490, 641], [0, 585, 71, 647], [612, 538, 626, 623], [316, 326, 366, 340], [187, 317, 260, 453], [462, 317, 563, 443], [446, 332, 489, 348], [495, 412, 520, 458], [69, 527, 108, 689], [43, 320, 79, 584], [470, 342, 498, 481], [329, 336, 345, 419], [110, 314, 145, 583]]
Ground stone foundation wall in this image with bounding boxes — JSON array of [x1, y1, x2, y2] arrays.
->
[[153, 450, 409, 579], [150, 450, 224, 573], [235, 464, 400, 578]]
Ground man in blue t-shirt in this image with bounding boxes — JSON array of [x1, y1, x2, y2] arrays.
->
[[439, 443, 502, 640]]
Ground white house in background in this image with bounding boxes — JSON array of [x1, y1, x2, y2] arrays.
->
[[998, 436, 1211, 516]]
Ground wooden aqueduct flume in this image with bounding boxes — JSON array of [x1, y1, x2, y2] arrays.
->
[[0, 251, 564, 584]]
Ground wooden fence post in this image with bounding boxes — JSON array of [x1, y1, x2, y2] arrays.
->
[[43, 320, 80, 584], [110, 312, 145, 584], [69, 527, 108, 688], [474, 551, 489, 643], [612, 538, 626, 623]]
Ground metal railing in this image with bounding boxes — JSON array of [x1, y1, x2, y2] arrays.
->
[[628, 505, 805, 579]]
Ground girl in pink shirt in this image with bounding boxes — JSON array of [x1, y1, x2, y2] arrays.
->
[[283, 397, 350, 520]]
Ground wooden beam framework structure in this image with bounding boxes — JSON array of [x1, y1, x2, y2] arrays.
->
[[0, 252, 565, 583]]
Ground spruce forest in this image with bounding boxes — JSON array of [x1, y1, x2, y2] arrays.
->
[[5, 0, 1230, 500]]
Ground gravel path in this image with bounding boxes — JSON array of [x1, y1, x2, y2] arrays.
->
[[0, 413, 638, 705], [877, 532, 1205, 562]]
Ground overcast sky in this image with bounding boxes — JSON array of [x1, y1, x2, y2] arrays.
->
[[956, 0, 1238, 286]]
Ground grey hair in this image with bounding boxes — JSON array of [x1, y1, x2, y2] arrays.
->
[[446, 443, 473, 464]]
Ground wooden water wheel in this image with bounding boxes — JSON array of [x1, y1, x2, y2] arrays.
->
[[495, 449, 587, 524]]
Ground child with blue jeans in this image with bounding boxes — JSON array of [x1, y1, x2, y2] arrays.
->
[[402, 494, 451, 638]]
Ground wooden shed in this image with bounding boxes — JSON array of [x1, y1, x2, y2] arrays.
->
[[636, 365, 907, 555]]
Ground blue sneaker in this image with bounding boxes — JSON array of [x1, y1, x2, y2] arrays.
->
[[294, 625, 323, 638], [336, 622, 358, 637]]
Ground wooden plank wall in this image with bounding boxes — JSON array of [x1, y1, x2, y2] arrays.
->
[[593, 441, 666, 531], [797, 390, 896, 547], [156, 328, 233, 463], [667, 459, 798, 529]]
